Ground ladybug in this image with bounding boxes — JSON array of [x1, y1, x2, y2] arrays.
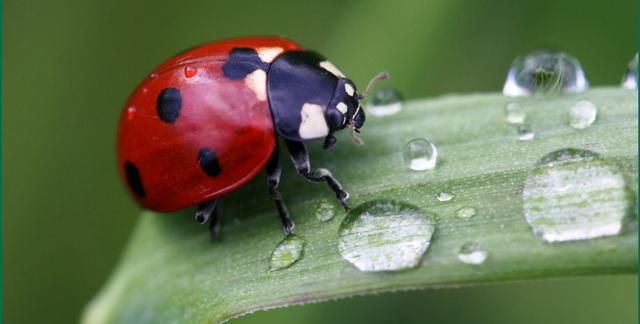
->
[[118, 36, 387, 239]]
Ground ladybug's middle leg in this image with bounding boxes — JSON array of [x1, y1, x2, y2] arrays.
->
[[195, 199, 221, 240], [266, 144, 295, 234], [284, 139, 350, 210]]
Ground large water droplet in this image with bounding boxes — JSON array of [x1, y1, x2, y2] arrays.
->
[[517, 123, 535, 141], [315, 199, 335, 222], [435, 192, 455, 202], [505, 102, 526, 124], [126, 106, 136, 121], [455, 206, 476, 219], [621, 53, 638, 90], [457, 242, 488, 265], [523, 149, 631, 243], [569, 99, 597, 129], [367, 87, 403, 117], [503, 50, 589, 96], [338, 200, 435, 272], [403, 138, 437, 171], [269, 235, 305, 271]]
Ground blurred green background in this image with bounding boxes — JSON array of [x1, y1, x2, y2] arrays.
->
[[3, 0, 637, 323]]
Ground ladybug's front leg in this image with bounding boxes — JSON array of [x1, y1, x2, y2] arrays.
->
[[195, 199, 221, 240], [266, 144, 295, 234], [284, 140, 350, 210]]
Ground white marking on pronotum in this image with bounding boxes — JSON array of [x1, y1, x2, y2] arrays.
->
[[299, 103, 329, 139], [336, 102, 348, 114], [245, 70, 267, 101], [344, 83, 355, 96], [319, 61, 345, 78], [257, 47, 284, 63]]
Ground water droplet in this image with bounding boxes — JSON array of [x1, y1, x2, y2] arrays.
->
[[455, 206, 476, 219], [269, 235, 305, 271], [517, 124, 535, 141], [523, 149, 631, 243], [184, 65, 197, 78], [315, 199, 335, 222], [569, 99, 597, 129], [338, 200, 435, 272], [435, 192, 455, 202], [621, 53, 637, 90], [148, 73, 158, 79], [367, 87, 403, 117], [126, 106, 136, 120], [403, 138, 437, 171], [457, 242, 488, 265], [504, 102, 526, 124], [503, 50, 589, 96]]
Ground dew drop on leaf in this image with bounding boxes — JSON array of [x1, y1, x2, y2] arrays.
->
[[522, 149, 632, 243], [338, 200, 435, 272], [503, 50, 589, 96], [403, 138, 437, 171]]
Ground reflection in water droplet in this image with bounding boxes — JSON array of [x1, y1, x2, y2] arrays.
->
[[148, 73, 158, 79], [455, 206, 476, 219], [503, 50, 588, 96], [435, 192, 455, 202], [505, 102, 526, 124], [403, 138, 437, 171], [184, 65, 197, 78], [315, 199, 335, 222], [269, 235, 305, 271], [126, 106, 136, 121], [622, 53, 638, 90], [367, 87, 403, 117], [569, 100, 597, 129], [457, 242, 488, 265], [523, 149, 631, 243], [517, 124, 535, 141], [338, 200, 435, 272]]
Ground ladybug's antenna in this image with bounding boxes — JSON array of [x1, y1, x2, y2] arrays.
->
[[358, 71, 390, 99]]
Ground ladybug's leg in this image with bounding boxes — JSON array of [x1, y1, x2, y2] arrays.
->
[[195, 199, 221, 240], [284, 140, 350, 210], [266, 145, 295, 234]]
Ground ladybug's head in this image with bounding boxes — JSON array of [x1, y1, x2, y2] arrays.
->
[[324, 72, 389, 147]]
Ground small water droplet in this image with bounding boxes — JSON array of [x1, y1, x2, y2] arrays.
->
[[141, 87, 149, 94], [269, 235, 305, 271], [503, 50, 589, 96], [315, 199, 335, 222], [517, 124, 535, 141], [457, 242, 488, 265], [338, 200, 435, 272], [504, 102, 526, 124], [148, 73, 158, 79], [126, 106, 136, 120], [455, 206, 476, 219], [622, 53, 638, 89], [184, 65, 197, 78], [367, 87, 403, 117], [523, 149, 631, 243], [403, 138, 437, 171], [435, 192, 455, 202], [569, 99, 597, 129]]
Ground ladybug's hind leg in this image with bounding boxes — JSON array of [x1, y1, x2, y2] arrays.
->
[[266, 144, 295, 234], [284, 140, 350, 210], [196, 199, 221, 240]]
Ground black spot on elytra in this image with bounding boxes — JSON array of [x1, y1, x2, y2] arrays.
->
[[198, 148, 221, 177], [222, 47, 269, 80], [157, 88, 182, 123], [125, 161, 146, 198]]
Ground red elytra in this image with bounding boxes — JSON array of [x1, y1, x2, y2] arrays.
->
[[117, 37, 302, 212]]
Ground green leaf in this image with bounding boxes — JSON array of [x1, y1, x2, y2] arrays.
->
[[82, 88, 638, 323]]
